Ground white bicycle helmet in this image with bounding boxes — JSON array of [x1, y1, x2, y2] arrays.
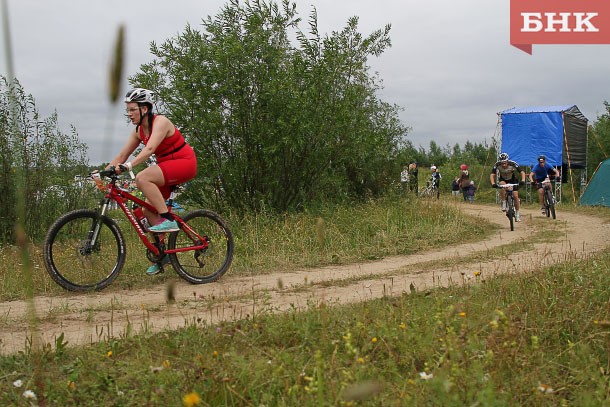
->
[[498, 152, 509, 162], [430, 165, 437, 171], [124, 88, 155, 104]]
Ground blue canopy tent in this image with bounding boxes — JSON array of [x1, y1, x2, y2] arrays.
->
[[498, 105, 588, 168], [497, 105, 588, 203]]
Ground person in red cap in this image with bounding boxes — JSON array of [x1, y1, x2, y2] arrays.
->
[[459, 164, 470, 201]]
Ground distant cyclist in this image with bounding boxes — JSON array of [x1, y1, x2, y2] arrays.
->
[[529, 155, 560, 215], [490, 153, 526, 222]]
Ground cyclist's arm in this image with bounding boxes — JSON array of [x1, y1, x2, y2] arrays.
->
[[529, 170, 536, 184]]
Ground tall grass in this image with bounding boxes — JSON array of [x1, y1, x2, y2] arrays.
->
[[0, 195, 491, 301], [2, 246, 610, 405]]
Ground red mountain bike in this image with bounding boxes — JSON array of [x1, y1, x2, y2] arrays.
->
[[43, 169, 234, 292]]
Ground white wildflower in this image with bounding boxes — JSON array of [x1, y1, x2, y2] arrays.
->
[[23, 390, 37, 400]]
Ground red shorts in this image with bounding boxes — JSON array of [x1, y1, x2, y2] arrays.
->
[[157, 144, 197, 199]]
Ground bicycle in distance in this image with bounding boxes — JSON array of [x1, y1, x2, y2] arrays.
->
[[496, 183, 519, 231], [43, 168, 234, 292], [541, 178, 557, 219], [419, 181, 438, 199]]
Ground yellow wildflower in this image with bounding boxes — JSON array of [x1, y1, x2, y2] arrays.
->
[[107, 350, 113, 358], [371, 337, 378, 343], [182, 391, 201, 406]]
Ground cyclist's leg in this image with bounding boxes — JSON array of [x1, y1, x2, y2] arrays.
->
[[136, 165, 167, 226], [513, 190, 520, 211]]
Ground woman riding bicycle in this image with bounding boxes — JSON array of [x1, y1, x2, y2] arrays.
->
[[490, 152, 526, 222], [105, 88, 197, 274], [529, 155, 560, 215]]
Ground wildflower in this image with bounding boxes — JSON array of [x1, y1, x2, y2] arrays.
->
[[212, 350, 218, 357], [458, 312, 466, 317], [357, 357, 365, 364], [537, 383, 554, 394], [474, 271, 481, 277], [67, 381, 76, 390], [182, 391, 201, 406], [419, 372, 433, 380], [371, 337, 378, 344], [23, 390, 37, 400], [162, 360, 171, 368], [489, 320, 499, 329], [399, 322, 406, 330], [13, 379, 23, 388], [107, 350, 113, 358]]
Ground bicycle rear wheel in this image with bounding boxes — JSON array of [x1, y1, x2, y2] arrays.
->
[[168, 210, 234, 284], [43, 209, 126, 292]]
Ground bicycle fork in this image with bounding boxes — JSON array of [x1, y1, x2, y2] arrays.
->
[[84, 199, 112, 252]]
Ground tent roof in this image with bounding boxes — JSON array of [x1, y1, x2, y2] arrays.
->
[[499, 105, 588, 122]]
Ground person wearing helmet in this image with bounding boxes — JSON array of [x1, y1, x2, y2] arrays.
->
[[529, 155, 560, 215], [430, 165, 442, 199], [458, 164, 470, 201], [490, 152, 526, 221], [105, 88, 197, 275]]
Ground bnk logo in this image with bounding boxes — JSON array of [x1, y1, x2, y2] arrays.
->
[[510, 0, 610, 54]]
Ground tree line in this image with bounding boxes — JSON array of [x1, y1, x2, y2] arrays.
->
[[2, 0, 610, 244]]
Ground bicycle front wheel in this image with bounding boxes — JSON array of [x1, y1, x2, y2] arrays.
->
[[168, 210, 234, 284], [506, 198, 515, 231], [545, 189, 556, 219], [43, 209, 126, 292]]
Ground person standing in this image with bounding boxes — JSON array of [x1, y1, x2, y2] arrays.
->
[[451, 177, 460, 197], [466, 181, 477, 202], [408, 162, 419, 194], [459, 164, 470, 201], [400, 164, 410, 194], [430, 165, 442, 199]]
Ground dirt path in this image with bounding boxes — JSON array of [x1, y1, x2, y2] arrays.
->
[[1, 203, 608, 354]]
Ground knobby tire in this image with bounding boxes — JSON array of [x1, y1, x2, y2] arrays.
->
[[545, 189, 556, 219], [43, 209, 126, 292], [506, 196, 515, 231], [168, 210, 234, 284]]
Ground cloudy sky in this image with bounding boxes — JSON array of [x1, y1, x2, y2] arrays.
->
[[2, 0, 610, 164]]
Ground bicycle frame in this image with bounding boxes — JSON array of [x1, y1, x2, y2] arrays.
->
[[93, 174, 208, 257]]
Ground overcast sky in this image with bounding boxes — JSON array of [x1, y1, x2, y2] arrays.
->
[[2, 0, 610, 164]]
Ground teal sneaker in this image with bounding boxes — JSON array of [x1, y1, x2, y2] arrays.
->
[[146, 256, 170, 276], [148, 219, 179, 233]]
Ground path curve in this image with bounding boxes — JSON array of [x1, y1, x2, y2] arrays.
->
[[1, 203, 608, 354]]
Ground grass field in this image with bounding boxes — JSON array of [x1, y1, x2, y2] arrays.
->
[[2, 195, 610, 405]]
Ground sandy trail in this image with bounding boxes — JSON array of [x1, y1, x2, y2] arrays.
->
[[1, 203, 607, 354]]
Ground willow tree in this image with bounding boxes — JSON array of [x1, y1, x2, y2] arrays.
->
[[132, 0, 407, 212]]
